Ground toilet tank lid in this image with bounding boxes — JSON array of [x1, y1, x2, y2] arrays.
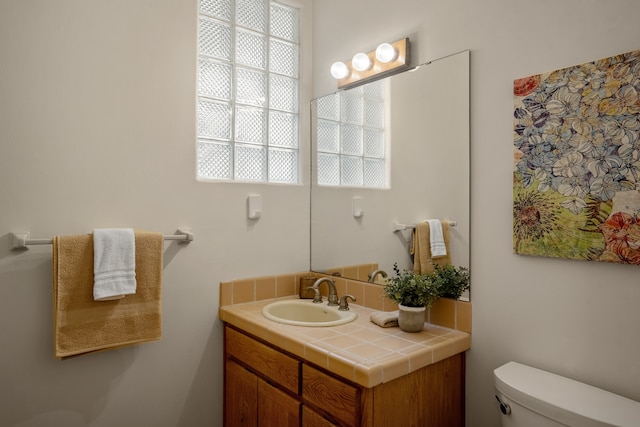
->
[[494, 362, 640, 427]]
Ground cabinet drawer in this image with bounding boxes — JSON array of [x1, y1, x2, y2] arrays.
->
[[302, 364, 359, 426], [225, 326, 300, 394]]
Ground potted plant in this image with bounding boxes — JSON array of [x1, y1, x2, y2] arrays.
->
[[383, 263, 440, 332], [429, 263, 470, 300]]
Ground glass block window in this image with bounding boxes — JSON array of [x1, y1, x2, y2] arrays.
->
[[197, 0, 300, 183], [316, 80, 388, 188]]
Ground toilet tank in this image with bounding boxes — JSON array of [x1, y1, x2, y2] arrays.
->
[[494, 361, 640, 427]]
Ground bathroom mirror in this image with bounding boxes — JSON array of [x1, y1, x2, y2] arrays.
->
[[310, 50, 470, 290]]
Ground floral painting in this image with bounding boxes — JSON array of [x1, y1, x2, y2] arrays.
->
[[513, 49, 640, 264]]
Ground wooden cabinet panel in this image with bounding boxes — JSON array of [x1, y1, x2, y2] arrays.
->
[[226, 326, 300, 394], [225, 359, 258, 427], [302, 364, 359, 426], [302, 406, 339, 427], [371, 353, 465, 427], [257, 379, 300, 427]]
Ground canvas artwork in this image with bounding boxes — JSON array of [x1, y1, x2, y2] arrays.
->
[[513, 49, 640, 264]]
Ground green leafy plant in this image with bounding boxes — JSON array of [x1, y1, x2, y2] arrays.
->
[[429, 263, 470, 299], [383, 263, 440, 307]]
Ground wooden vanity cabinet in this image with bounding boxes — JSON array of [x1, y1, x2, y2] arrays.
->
[[224, 325, 465, 427]]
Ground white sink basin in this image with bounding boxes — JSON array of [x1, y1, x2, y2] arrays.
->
[[262, 299, 357, 327]]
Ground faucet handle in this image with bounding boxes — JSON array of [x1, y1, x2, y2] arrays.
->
[[338, 294, 356, 311], [307, 287, 323, 303]]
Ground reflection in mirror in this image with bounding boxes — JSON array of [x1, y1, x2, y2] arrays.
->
[[310, 50, 470, 297]]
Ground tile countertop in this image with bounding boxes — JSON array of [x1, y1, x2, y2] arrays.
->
[[219, 296, 471, 388]]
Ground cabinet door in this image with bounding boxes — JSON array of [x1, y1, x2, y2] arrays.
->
[[225, 359, 258, 427], [371, 352, 465, 427], [302, 406, 339, 427], [257, 378, 300, 427]]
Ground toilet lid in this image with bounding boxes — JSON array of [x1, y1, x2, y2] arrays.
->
[[494, 362, 640, 427]]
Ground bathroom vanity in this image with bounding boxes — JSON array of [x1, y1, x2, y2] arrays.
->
[[220, 292, 470, 427]]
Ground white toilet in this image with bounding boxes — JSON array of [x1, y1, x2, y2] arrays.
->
[[494, 361, 640, 426]]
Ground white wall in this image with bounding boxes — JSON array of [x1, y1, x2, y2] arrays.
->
[[3, 1, 640, 426], [0, 1, 311, 426], [313, 0, 640, 425]]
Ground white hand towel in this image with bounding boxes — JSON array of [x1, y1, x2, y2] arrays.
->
[[427, 219, 447, 258], [93, 228, 137, 301]]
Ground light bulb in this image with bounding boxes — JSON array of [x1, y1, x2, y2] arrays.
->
[[352, 53, 371, 72], [375, 43, 397, 63], [330, 61, 349, 79]]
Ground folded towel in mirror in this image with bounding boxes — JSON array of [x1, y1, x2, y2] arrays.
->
[[412, 220, 451, 274], [427, 219, 446, 257], [370, 310, 399, 328]]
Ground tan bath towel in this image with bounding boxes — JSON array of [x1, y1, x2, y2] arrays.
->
[[412, 221, 451, 274], [53, 230, 163, 359]]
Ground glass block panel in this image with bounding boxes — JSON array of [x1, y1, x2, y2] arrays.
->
[[270, 39, 298, 77], [364, 128, 385, 158], [198, 98, 232, 140], [341, 124, 362, 155], [270, 3, 298, 42], [317, 93, 339, 121], [199, 58, 232, 100], [340, 91, 362, 125], [200, 0, 231, 21], [199, 17, 232, 61], [317, 119, 339, 153], [363, 80, 384, 98], [269, 148, 297, 183], [197, 0, 300, 184], [363, 98, 385, 128], [341, 156, 363, 186], [236, 144, 266, 181], [270, 74, 298, 112], [236, 67, 266, 106], [317, 153, 339, 186], [236, 0, 267, 32], [235, 105, 266, 144], [236, 28, 266, 69], [198, 139, 232, 180], [269, 111, 298, 148], [364, 158, 385, 188]]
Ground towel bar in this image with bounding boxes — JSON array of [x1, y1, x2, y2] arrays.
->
[[10, 229, 193, 250], [393, 221, 456, 232]]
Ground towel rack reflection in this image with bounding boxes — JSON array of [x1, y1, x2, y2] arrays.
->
[[393, 221, 456, 232], [10, 228, 193, 250]]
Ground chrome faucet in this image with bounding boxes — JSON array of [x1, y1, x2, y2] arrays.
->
[[368, 269, 388, 283], [312, 277, 339, 306], [338, 294, 356, 311]]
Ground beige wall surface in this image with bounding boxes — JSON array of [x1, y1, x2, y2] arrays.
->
[[0, 1, 311, 426], [2, 0, 640, 426], [313, 0, 640, 425]]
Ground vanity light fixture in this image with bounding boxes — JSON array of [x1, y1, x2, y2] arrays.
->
[[352, 53, 371, 71], [375, 43, 397, 63], [331, 37, 410, 90], [330, 61, 350, 79]]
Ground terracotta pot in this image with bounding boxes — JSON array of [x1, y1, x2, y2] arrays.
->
[[398, 304, 426, 332]]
